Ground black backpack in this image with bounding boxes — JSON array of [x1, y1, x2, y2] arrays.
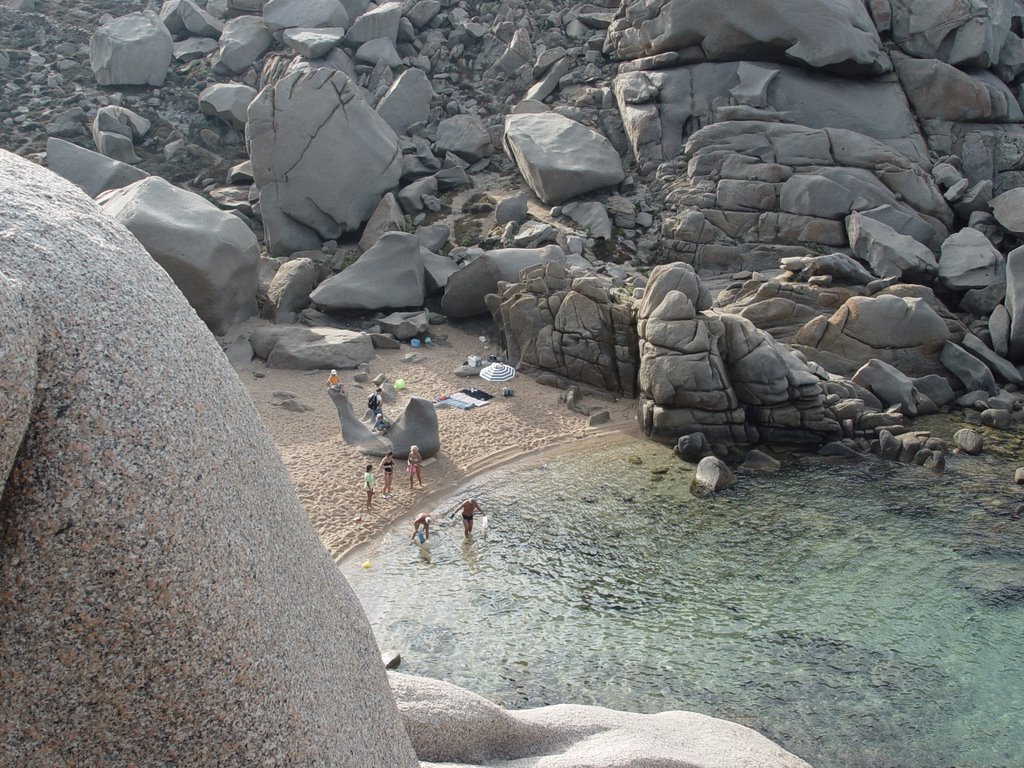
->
[[368, 393, 380, 409]]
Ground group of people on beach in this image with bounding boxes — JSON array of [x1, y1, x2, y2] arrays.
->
[[363, 445, 422, 510], [329, 369, 483, 544]]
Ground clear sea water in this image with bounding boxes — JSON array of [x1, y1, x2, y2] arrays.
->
[[340, 424, 1024, 768]]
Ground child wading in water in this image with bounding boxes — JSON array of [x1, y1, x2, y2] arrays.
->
[[363, 464, 375, 510]]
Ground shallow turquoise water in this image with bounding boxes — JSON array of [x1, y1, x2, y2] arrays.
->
[[341, 430, 1024, 768]]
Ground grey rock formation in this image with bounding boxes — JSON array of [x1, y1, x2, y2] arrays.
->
[[940, 341, 998, 395], [0, 149, 417, 766], [198, 83, 257, 130], [1006, 245, 1024, 361], [160, 0, 224, 39], [311, 232, 426, 311], [434, 114, 494, 163], [614, 64, 928, 171], [46, 137, 148, 198], [605, 0, 889, 75], [657, 121, 948, 275], [504, 113, 625, 204], [248, 67, 401, 257], [441, 245, 589, 318], [90, 11, 173, 86], [847, 212, 938, 282], [851, 359, 924, 416], [212, 15, 272, 74], [491, 262, 639, 396], [344, 0, 402, 46], [390, 673, 811, 768], [674, 432, 713, 462], [991, 188, 1024, 235], [376, 68, 433, 136], [263, 0, 348, 31], [282, 27, 346, 57], [692, 456, 738, 492], [953, 428, 985, 455], [91, 105, 150, 165], [250, 324, 375, 368], [938, 227, 1006, 291], [793, 294, 953, 377], [378, 310, 430, 340], [637, 263, 838, 445], [327, 388, 392, 455], [383, 397, 440, 460], [97, 177, 258, 335], [263, 257, 317, 321]]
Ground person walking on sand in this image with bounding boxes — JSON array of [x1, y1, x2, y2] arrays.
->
[[363, 463, 375, 510], [411, 512, 432, 543], [378, 450, 395, 497], [452, 498, 482, 537], [406, 445, 423, 489]]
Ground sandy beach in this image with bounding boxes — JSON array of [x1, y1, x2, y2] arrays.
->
[[230, 318, 641, 562]]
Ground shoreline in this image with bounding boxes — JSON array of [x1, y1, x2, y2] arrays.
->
[[229, 317, 642, 563], [337, 427, 646, 564]]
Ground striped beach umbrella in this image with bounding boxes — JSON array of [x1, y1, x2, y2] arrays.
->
[[479, 362, 516, 382]]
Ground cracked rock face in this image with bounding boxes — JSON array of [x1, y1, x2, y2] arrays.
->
[[247, 66, 402, 256]]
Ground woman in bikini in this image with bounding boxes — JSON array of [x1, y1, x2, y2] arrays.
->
[[378, 451, 395, 498], [406, 445, 423, 489]]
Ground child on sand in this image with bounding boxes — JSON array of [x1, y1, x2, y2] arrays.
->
[[363, 464, 375, 510], [327, 369, 343, 392]]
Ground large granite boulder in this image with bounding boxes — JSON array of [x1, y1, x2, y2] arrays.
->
[[263, 257, 317, 321], [211, 15, 273, 75], [637, 263, 838, 445], [491, 262, 639, 396], [90, 11, 174, 86], [0, 149, 417, 765], [846, 212, 939, 282], [160, 0, 224, 39], [938, 227, 1006, 292], [96, 177, 258, 335], [263, 0, 348, 31], [792, 293, 954, 377], [248, 67, 402, 257], [46, 137, 148, 198], [434, 115, 494, 163], [376, 68, 434, 135], [250, 325, 375, 368], [605, 0, 889, 76], [503, 113, 625, 204], [1007, 245, 1024, 361], [198, 83, 257, 130], [441, 245, 589, 318], [391, 673, 811, 767], [310, 232, 427, 311]]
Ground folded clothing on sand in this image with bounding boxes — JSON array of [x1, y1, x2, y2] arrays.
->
[[460, 388, 494, 401], [436, 391, 493, 409]]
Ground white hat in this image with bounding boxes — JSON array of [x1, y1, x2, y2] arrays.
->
[[330, 369, 337, 375], [425, 516, 432, 524]]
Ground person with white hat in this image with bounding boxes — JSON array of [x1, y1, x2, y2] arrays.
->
[[411, 511, 432, 543], [326, 369, 343, 393]]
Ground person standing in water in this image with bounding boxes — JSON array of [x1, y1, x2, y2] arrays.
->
[[411, 512, 431, 543], [452, 498, 482, 537], [363, 463, 375, 511]]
